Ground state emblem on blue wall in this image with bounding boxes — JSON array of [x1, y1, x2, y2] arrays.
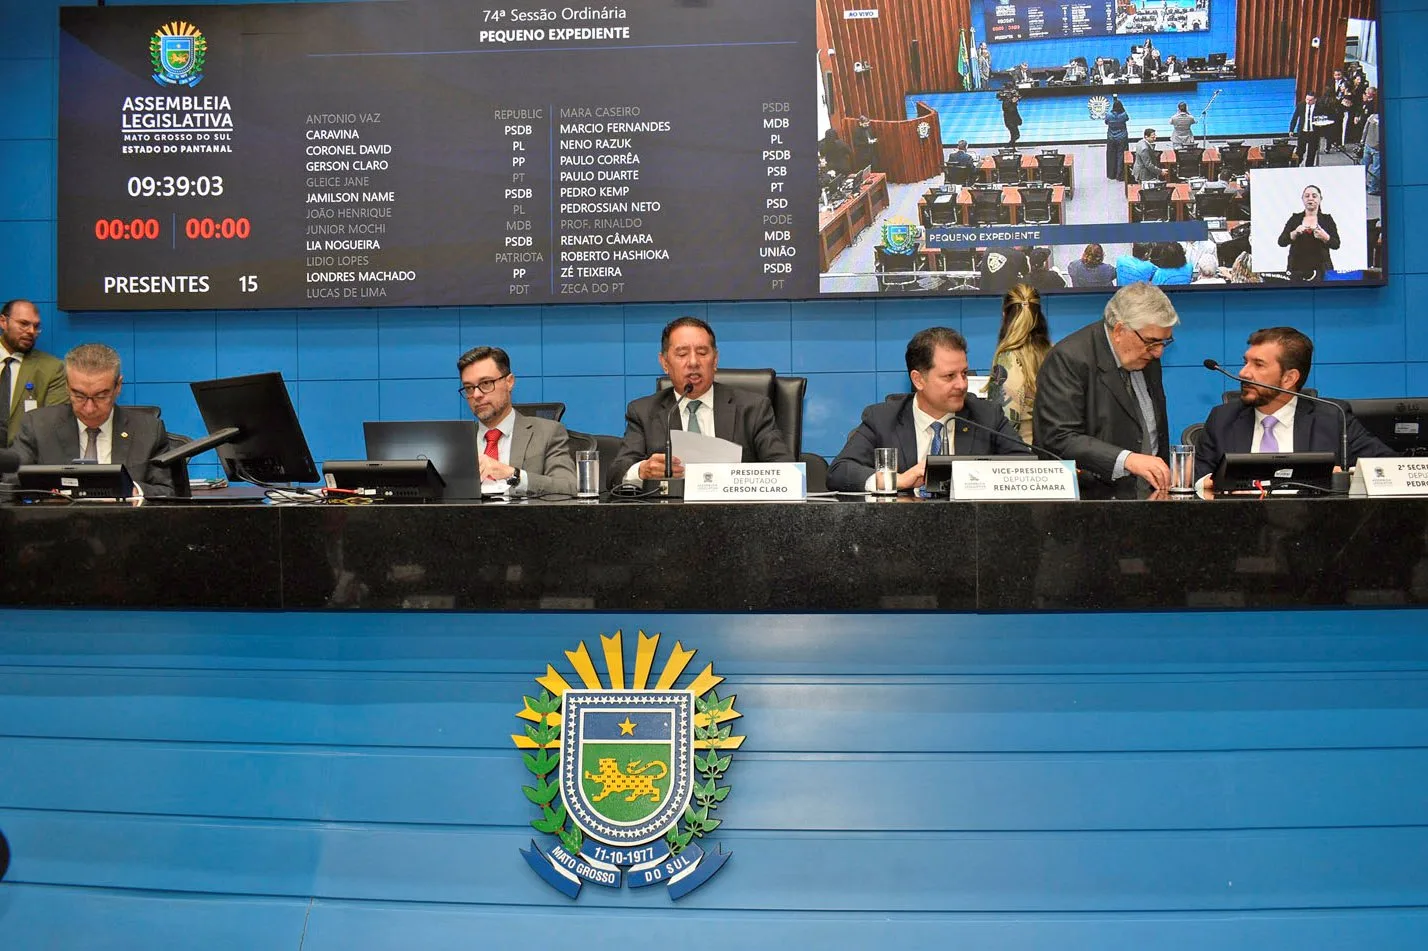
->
[[880, 219, 920, 255], [513, 630, 742, 900], [151, 21, 207, 88]]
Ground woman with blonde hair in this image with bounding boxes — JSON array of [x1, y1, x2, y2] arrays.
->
[[983, 283, 1052, 444]]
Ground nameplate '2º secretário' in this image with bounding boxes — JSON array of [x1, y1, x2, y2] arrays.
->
[[513, 630, 742, 900]]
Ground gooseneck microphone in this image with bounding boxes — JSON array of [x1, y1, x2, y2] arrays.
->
[[1202, 359, 1350, 470], [664, 381, 694, 479], [945, 409, 1063, 461]]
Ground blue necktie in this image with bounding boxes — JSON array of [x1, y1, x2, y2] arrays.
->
[[930, 420, 945, 456]]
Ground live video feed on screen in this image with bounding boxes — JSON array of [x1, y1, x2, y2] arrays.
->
[[816, 0, 1386, 299]]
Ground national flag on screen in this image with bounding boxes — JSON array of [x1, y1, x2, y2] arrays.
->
[[957, 30, 971, 91]]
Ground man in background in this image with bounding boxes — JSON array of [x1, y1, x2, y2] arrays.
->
[[1132, 128, 1162, 183], [13, 343, 173, 496], [457, 345, 576, 496], [0, 299, 68, 447], [1034, 283, 1177, 499], [1290, 92, 1323, 167]]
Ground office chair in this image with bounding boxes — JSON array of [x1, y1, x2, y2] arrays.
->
[[655, 368, 807, 457], [128, 404, 195, 497], [1263, 143, 1296, 168], [1174, 147, 1205, 180], [1180, 423, 1205, 450], [1218, 144, 1249, 178], [1019, 186, 1055, 225], [993, 153, 1024, 185], [513, 402, 566, 422], [1192, 188, 1233, 220], [874, 245, 927, 293], [1035, 152, 1068, 186], [1136, 185, 1172, 222], [969, 188, 1005, 226], [944, 162, 979, 188]]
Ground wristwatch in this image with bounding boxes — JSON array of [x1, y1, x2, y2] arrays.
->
[[506, 468, 522, 487]]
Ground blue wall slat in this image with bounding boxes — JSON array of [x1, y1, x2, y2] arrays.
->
[[5, 738, 1428, 833], [5, 810, 1427, 912]]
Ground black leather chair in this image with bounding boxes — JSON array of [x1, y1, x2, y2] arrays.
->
[[1263, 142, 1296, 168], [801, 452, 829, 493], [655, 368, 806, 457], [1192, 188, 1233, 220], [514, 402, 566, 422], [129, 404, 194, 497], [944, 162, 979, 188], [564, 430, 597, 454]]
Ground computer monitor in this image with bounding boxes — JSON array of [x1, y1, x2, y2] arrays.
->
[[189, 372, 319, 485], [16, 463, 134, 499], [363, 420, 484, 500], [1214, 452, 1336, 494], [1346, 398, 1428, 456], [1187, 57, 1208, 71], [322, 459, 446, 501], [1208, 52, 1228, 67]]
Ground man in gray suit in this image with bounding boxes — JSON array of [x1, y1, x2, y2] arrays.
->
[[1033, 282, 1178, 499], [458, 345, 576, 496], [13, 343, 174, 496], [1131, 128, 1163, 183], [612, 316, 793, 485]]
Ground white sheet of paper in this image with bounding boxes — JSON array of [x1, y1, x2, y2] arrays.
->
[[670, 429, 742, 464]]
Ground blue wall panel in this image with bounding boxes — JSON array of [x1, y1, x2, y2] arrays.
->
[[0, 608, 1425, 946]]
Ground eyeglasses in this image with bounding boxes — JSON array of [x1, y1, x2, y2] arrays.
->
[[70, 389, 116, 406], [458, 373, 510, 398], [1129, 326, 1174, 351]]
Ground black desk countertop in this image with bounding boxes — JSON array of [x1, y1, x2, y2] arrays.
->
[[3, 497, 1426, 612]]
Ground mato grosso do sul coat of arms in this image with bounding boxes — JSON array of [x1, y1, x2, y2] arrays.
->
[[512, 630, 743, 900]]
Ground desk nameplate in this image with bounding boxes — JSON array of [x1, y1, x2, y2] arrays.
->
[[1360, 458, 1428, 497], [949, 460, 1078, 500], [684, 463, 806, 502]]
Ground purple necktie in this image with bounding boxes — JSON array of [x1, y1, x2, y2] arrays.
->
[[1261, 417, 1279, 453]]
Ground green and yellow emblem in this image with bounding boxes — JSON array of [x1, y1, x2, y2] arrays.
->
[[151, 21, 207, 88], [513, 629, 742, 899]]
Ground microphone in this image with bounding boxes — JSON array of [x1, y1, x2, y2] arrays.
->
[[0, 448, 19, 475], [944, 406, 1063, 460], [1202, 359, 1350, 471], [664, 381, 694, 479]]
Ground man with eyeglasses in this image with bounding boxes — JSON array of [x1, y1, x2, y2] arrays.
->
[[1, 299, 69, 447], [11, 342, 173, 496], [457, 345, 576, 496], [1034, 282, 1178, 499]]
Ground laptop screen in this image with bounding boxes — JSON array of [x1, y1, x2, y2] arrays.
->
[[362, 420, 483, 500]]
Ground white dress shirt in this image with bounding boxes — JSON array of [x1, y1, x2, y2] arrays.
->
[[862, 399, 953, 491], [1251, 398, 1297, 453], [76, 412, 115, 463]]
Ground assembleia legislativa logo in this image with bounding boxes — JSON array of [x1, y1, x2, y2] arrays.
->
[[151, 21, 207, 88], [512, 629, 743, 900]]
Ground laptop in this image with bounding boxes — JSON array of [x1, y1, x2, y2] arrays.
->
[[1214, 452, 1335, 494], [362, 420, 484, 500]]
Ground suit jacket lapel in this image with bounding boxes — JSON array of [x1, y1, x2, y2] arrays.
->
[[1293, 399, 1319, 451], [58, 406, 82, 461], [712, 384, 735, 442], [1229, 405, 1256, 453], [1093, 329, 1142, 431], [896, 399, 919, 465], [509, 413, 533, 469], [110, 407, 135, 469]]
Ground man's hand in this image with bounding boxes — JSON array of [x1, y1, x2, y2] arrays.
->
[[896, 461, 927, 491], [639, 453, 684, 480], [479, 455, 516, 482], [1124, 452, 1171, 492]]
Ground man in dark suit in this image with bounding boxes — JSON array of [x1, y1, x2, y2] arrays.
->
[[1, 299, 69, 447], [12, 343, 174, 496], [1194, 326, 1392, 484], [1033, 282, 1177, 499], [458, 345, 576, 495], [613, 316, 792, 486], [1289, 92, 1323, 167], [829, 327, 1030, 492]]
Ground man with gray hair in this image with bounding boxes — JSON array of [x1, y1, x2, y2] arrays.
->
[[1033, 282, 1178, 498], [12, 343, 174, 496]]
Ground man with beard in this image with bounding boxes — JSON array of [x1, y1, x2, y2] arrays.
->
[[0, 299, 68, 446], [1193, 327, 1392, 485], [458, 344, 577, 495]]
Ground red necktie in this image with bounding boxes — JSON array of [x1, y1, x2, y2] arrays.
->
[[483, 428, 501, 461]]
